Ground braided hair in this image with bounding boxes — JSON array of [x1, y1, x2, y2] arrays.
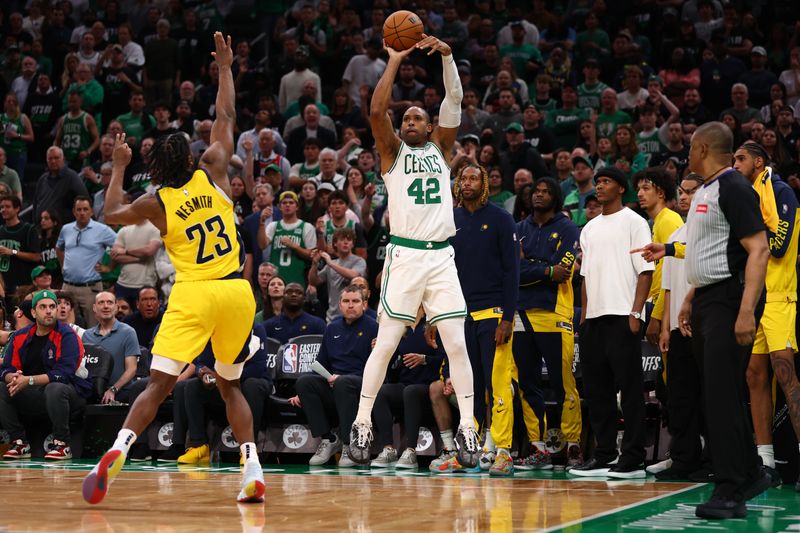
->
[[147, 133, 194, 188], [453, 163, 489, 207]]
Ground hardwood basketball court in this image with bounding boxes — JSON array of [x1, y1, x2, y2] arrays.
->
[[1, 460, 798, 532]]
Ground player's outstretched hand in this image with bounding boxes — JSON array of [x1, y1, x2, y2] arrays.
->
[[112, 133, 132, 167], [383, 39, 416, 60], [211, 32, 233, 68], [630, 242, 665, 263], [415, 34, 452, 57]]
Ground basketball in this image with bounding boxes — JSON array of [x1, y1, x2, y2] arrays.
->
[[383, 10, 424, 52]]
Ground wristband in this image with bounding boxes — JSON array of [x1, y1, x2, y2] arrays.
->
[[547, 266, 553, 280]]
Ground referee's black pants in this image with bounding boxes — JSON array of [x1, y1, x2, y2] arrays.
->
[[666, 330, 703, 472], [579, 315, 646, 465], [691, 276, 764, 497]]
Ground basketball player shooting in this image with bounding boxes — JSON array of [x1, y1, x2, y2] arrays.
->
[[348, 33, 480, 466], [81, 32, 265, 505]]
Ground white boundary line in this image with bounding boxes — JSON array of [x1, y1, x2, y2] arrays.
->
[[537, 482, 706, 533]]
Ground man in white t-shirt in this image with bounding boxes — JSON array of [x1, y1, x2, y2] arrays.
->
[[109, 220, 162, 305], [570, 166, 653, 480], [342, 39, 386, 105]]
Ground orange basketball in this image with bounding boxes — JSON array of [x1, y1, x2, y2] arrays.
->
[[383, 10, 424, 51]]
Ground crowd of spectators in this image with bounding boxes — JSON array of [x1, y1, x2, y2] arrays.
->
[[0, 0, 799, 465]]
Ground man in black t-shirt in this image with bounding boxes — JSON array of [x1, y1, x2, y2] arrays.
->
[[99, 44, 141, 124], [0, 195, 41, 303]]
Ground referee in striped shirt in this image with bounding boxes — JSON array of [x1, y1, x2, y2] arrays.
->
[[679, 122, 770, 519]]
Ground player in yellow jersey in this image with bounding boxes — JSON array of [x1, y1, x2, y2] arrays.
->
[[734, 142, 800, 489], [82, 33, 264, 505]]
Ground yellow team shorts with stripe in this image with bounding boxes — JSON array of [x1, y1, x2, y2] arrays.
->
[[753, 300, 798, 354], [152, 278, 256, 365]]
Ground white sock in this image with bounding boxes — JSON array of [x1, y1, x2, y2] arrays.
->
[[757, 444, 775, 468], [484, 429, 495, 452], [112, 429, 137, 455], [354, 320, 407, 423], [241, 442, 259, 464], [435, 318, 475, 427], [441, 430, 456, 451]]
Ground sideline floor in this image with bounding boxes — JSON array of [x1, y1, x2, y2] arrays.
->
[[0, 460, 797, 532]]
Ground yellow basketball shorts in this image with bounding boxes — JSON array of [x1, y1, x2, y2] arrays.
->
[[753, 300, 798, 354], [152, 278, 256, 365]]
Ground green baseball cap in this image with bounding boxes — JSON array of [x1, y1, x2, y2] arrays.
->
[[505, 122, 524, 133], [32, 289, 58, 307], [31, 265, 50, 281]]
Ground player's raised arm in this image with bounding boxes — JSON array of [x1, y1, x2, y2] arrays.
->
[[201, 32, 235, 189], [416, 34, 462, 160], [370, 42, 413, 174]]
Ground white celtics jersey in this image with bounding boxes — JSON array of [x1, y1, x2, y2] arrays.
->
[[383, 141, 456, 242]]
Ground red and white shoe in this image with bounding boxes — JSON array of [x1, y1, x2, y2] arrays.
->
[[82, 449, 126, 505], [2, 440, 31, 460], [45, 440, 72, 460]]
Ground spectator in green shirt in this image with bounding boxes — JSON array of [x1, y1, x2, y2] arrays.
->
[[61, 63, 104, 128], [575, 12, 610, 63], [544, 84, 590, 149], [596, 87, 632, 138], [499, 21, 543, 82], [115, 90, 156, 148]]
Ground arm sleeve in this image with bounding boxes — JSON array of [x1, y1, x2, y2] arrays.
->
[[56, 227, 66, 250], [499, 213, 520, 322], [438, 54, 463, 128], [103, 225, 118, 246], [124, 330, 141, 357], [767, 185, 798, 258], [264, 221, 277, 244]]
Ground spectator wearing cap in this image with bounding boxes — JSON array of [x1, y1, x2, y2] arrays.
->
[[82, 291, 140, 404], [390, 60, 425, 122], [259, 191, 317, 287], [720, 83, 760, 134], [31, 266, 52, 291], [545, 85, 591, 150], [0, 193, 40, 300], [521, 104, 556, 160], [499, 122, 549, 191], [496, 18, 540, 49], [0, 289, 91, 461], [278, 46, 322, 114], [739, 47, 777, 109], [563, 155, 596, 226], [143, 18, 179, 107], [500, 21, 543, 80], [570, 166, 653, 479], [341, 38, 386, 106], [143, 101, 179, 141], [577, 59, 608, 112]]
